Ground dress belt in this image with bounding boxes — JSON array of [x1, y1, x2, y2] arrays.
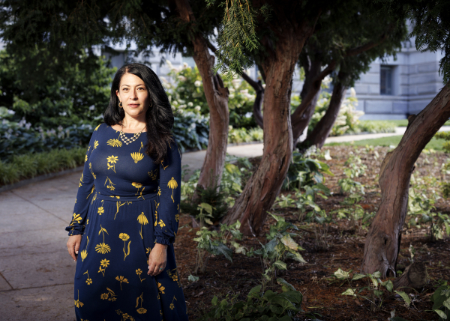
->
[[95, 191, 158, 202]]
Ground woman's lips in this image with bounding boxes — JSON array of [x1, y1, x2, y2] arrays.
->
[[128, 104, 140, 108]]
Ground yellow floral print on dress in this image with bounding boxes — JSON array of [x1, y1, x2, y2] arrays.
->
[[74, 290, 84, 308], [71, 213, 82, 225], [161, 160, 169, 170], [170, 295, 178, 310], [131, 142, 145, 163], [136, 269, 146, 283], [107, 155, 119, 173], [136, 292, 147, 314], [157, 282, 165, 294], [95, 225, 111, 254], [98, 200, 105, 215], [94, 124, 101, 131], [116, 310, 135, 321], [107, 138, 122, 147], [98, 258, 110, 277], [94, 140, 99, 149], [132, 182, 145, 200], [81, 236, 89, 262], [114, 201, 127, 220], [137, 212, 148, 239], [119, 233, 131, 260], [148, 169, 158, 181], [79, 173, 83, 187], [89, 163, 96, 179], [158, 219, 166, 228], [83, 270, 92, 285], [167, 177, 178, 203], [105, 177, 115, 191], [100, 287, 117, 301], [115, 276, 129, 290]]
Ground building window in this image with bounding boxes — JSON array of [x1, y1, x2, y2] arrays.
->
[[380, 65, 394, 95]]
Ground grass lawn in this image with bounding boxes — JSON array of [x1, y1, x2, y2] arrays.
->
[[326, 134, 448, 151], [361, 119, 450, 127]]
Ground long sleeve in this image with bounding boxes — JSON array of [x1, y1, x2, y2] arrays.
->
[[154, 139, 182, 245], [65, 127, 99, 236]]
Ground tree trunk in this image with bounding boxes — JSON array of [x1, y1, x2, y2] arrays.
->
[[361, 84, 450, 277], [291, 58, 322, 142], [175, 0, 229, 192], [223, 22, 315, 236], [303, 74, 347, 149], [241, 72, 264, 129], [393, 262, 427, 291]]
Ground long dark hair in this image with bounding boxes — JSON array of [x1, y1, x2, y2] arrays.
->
[[104, 63, 174, 164]]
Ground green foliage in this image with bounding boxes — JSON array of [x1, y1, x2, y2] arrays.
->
[[193, 220, 243, 274], [0, 49, 115, 128], [0, 115, 94, 161], [407, 176, 450, 241], [248, 214, 306, 288], [435, 131, 450, 153], [199, 282, 303, 321], [431, 283, 450, 320], [228, 127, 263, 144], [357, 120, 397, 134], [172, 111, 210, 152], [164, 61, 257, 129], [0, 147, 86, 186], [308, 88, 364, 137], [336, 268, 401, 312], [181, 158, 251, 224], [204, 0, 269, 80], [283, 150, 334, 191]]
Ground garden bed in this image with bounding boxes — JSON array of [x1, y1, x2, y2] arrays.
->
[[175, 145, 450, 320]]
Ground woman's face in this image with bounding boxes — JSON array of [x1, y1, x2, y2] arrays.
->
[[116, 72, 150, 119]]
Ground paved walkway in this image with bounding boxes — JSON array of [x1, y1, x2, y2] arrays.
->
[[1, 126, 449, 320]]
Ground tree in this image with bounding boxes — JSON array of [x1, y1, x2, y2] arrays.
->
[[361, 0, 450, 277], [0, 49, 115, 128], [0, 0, 232, 193], [249, 2, 406, 149], [221, 0, 407, 235]]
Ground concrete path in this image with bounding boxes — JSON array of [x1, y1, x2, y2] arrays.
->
[[1, 126, 449, 320]]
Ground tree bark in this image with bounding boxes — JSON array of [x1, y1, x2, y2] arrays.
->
[[303, 73, 347, 149], [174, 0, 229, 192], [223, 21, 315, 236], [361, 84, 450, 277], [241, 72, 264, 129], [393, 262, 427, 291]]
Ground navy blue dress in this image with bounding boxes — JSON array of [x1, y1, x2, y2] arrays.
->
[[65, 123, 188, 321]]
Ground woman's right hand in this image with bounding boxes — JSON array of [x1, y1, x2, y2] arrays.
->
[[67, 235, 82, 261]]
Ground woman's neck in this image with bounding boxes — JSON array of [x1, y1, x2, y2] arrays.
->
[[120, 115, 146, 130]]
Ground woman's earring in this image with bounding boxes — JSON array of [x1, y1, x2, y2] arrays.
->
[[118, 101, 123, 108]]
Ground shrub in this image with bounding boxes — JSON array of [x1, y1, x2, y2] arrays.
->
[[0, 147, 86, 186]]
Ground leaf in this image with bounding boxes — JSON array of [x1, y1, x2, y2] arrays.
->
[[443, 297, 450, 310], [395, 291, 411, 307], [248, 285, 262, 298], [435, 309, 447, 319], [274, 260, 287, 270], [281, 234, 299, 250], [334, 268, 351, 280], [341, 288, 356, 297], [352, 274, 366, 281], [211, 296, 218, 306], [372, 271, 382, 278], [277, 278, 296, 292], [383, 280, 394, 292], [213, 242, 233, 262], [188, 275, 199, 282]]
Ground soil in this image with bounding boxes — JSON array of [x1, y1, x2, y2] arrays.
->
[[174, 146, 450, 321]]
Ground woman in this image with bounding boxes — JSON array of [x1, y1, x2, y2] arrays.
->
[[66, 63, 189, 321]]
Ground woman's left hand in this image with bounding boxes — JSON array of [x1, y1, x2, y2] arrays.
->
[[148, 243, 168, 276]]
